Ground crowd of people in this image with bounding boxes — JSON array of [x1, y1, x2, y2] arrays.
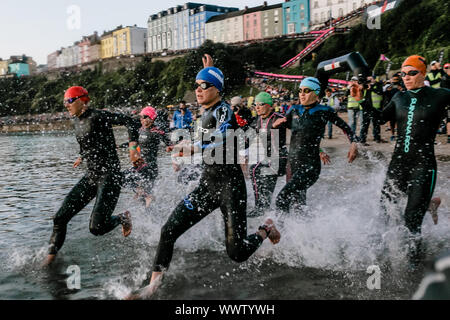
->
[[38, 52, 449, 300]]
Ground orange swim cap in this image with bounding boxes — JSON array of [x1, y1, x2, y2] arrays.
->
[[402, 55, 427, 75]]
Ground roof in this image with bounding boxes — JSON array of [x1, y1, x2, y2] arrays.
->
[[244, 3, 282, 14], [206, 9, 246, 23]]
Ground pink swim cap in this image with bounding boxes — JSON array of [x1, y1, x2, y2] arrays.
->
[[140, 106, 157, 120]]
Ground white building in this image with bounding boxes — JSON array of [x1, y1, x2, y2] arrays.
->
[[309, 0, 374, 27]]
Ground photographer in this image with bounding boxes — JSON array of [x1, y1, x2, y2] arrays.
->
[[360, 76, 388, 144]]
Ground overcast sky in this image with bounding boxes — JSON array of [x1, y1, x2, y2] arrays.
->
[[0, 0, 282, 65]]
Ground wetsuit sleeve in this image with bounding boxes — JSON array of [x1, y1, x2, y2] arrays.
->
[[105, 112, 140, 142], [285, 107, 294, 129], [325, 111, 358, 143]]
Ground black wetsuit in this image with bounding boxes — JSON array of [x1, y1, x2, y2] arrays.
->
[[249, 112, 288, 214], [361, 87, 450, 236], [152, 101, 263, 272], [276, 103, 357, 213], [123, 125, 171, 195], [48, 108, 139, 255]]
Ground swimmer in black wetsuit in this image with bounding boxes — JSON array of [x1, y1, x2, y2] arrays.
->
[[122, 106, 172, 207], [272, 77, 358, 213], [42, 86, 141, 267], [127, 55, 281, 300], [354, 55, 449, 264]]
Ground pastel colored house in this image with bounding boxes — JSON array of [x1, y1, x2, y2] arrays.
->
[[101, 31, 115, 59], [148, 3, 238, 53], [282, 0, 310, 34], [113, 26, 147, 56], [206, 9, 245, 44], [309, 0, 374, 27], [243, 2, 283, 41], [79, 32, 101, 64], [8, 63, 30, 77], [0, 60, 8, 75]]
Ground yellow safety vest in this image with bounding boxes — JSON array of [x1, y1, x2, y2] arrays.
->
[[347, 96, 362, 110], [427, 72, 442, 88], [371, 92, 383, 109]]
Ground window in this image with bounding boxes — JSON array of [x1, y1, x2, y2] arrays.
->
[[254, 19, 257, 26], [167, 32, 172, 47], [314, 1, 319, 9], [274, 26, 279, 34], [321, 12, 326, 22], [264, 19, 268, 26], [327, 0, 332, 5], [274, 10, 278, 16], [300, 11, 305, 19], [264, 28, 269, 37], [353, 2, 357, 10], [339, 8, 343, 16], [301, 4, 305, 10], [314, 13, 319, 23], [288, 23, 295, 34]]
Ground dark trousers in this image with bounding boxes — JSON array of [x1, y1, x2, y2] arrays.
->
[[360, 110, 381, 143]]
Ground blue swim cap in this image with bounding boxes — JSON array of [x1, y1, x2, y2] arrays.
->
[[196, 67, 225, 92], [300, 77, 321, 96]]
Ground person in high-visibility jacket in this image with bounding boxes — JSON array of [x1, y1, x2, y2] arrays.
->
[[320, 88, 337, 139], [360, 77, 387, 144], [425, 61, 446, 88]]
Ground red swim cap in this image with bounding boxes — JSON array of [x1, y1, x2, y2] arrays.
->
[[140, 106, 157, 120], [402, 55, 427, 75], [64, 86, 90, 103]]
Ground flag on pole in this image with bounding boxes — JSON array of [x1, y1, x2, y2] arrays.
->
[[379, 54, 391, 61]]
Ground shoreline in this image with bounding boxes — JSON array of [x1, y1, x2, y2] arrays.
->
[[1, 115, 448, 158], [0, 120, 73, 133]]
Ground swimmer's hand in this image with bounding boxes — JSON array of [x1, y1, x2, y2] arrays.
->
[[202, 54, 214, 68], [171, 140, 194, 157], [272, 117, 287, 128], [73, 157, 82, 168], [319, 152, 331, 165]]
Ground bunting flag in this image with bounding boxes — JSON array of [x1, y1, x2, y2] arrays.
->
[[379, 54, 391, 61]]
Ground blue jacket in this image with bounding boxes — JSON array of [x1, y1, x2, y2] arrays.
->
[[173, 109, 193, 129]]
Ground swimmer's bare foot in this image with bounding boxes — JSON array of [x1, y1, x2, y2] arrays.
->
[[120, 211, 132, 237], [125, 272, 163, 300], [144, 195, 154, 208], [428, 197, 441, 225], [259, 218, 281, 244], [41, 254, 56, 268]]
